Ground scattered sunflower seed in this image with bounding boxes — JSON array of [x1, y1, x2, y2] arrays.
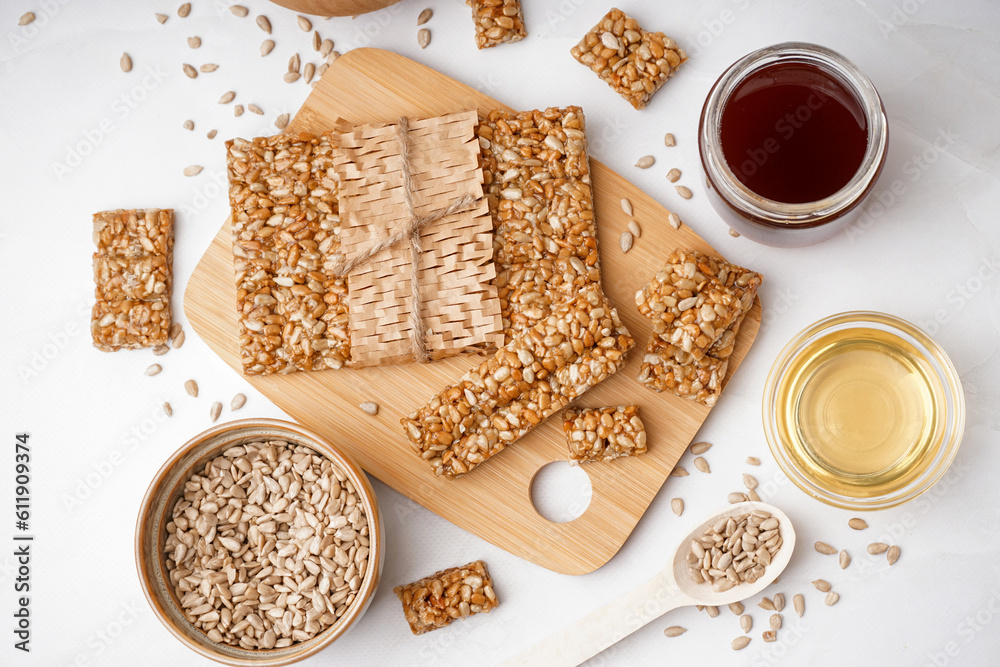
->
[[727, 492, 748, 504], [666, 168, 681, 183], [770, 614, 782, 631], [758, 597, 775, 611], [825, 592, 840, 606], [670, 498, 683, 516], [288, 53, 300, 73], [887, 545, 900, 565], [229, 5, 249, 17], [169, 323, 181, 340], [219, 91, 236, 104], [312, 31, 321, 51], [260, 39, 275, 57], [667, 212, 681, 230], [359, 401, 379, 416], [231, 393, 247, 411], [762, 630, 776, 643], [256, 15, 271, 34], [234, 104, 244, 117], [187, 36, 201, 48], [327, 51, 341, 64], [839, 550, 851, 569], [747, 488, 761, 501], [729, 602, 744, 616], [417, 8, 433, 25], [694, 457, 710, 474], [184, 379, 199, 397], [171, 330, 186, 349], [183, 165, 203, 177], [729, 228, 741, 238], [153, 344, 170, 356], [207, 129, 217, 139], [705, 606, 719, 618], [675, 185, 693, 199], [812, 579, 831, 593], [297, 15, 312, 31], [210, 401, 222, 423], [620, 197, 633, 216], [740, 615, 752, 633], [178, 3, 191, 18], [664, 132, 676, 147], [663, 626, 686, 638], [732, 636, 750, 650], [848, 518, 868, 530], [248, 104, 263, 115], [182, 120, 194, 131], [155, 13, 168, 24], [773, 593, 785, 612], [619, 231, 633, 253], [145, 364, 162, 376], [120, 53, 133, 73], [671, 466, 688, 477], [19, 12, 36, 26], [868, 542, 889, 555], [275, 113, 290, 129], [316, 63, 328, 78], [746, 456, 761, 466], [690, 441, 712, 455], [162, 402, 173, 417], [635, 155, 655, 169], [200, 63, 218, 73], [418, 28, 431, 49], [743, 473, 758, 490], [283, 72, 300, 83], [320, 39, 334, 57], [304, 62, 316, 84], [182, 63, 197, 78], [628, 220, 641, 237], [814, 541, 837, 555], [793, 594, 805, 617]]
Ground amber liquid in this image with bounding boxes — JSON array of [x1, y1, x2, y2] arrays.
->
[[720, 62, 868, 203]]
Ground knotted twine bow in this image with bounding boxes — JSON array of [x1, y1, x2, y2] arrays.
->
[[331, 116, 482, 363]]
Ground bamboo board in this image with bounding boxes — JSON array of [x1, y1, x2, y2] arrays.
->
[[185, 48, 761, 575]]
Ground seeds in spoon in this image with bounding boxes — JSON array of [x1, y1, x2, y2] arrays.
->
[[620, 197, 633, 216], [732, 636, 750, 650], [663, 626, 686, 637], [688, 511, 782, 589], [689, 441, 711, 455], [635, 155, 655, 169], [812, 579, 831, 593], [868, 542, 889, 555], [887, 545, 900, 565], [670, 498, 683, 516], [814, 541, 836, 555], [793, 594, 805, 617]]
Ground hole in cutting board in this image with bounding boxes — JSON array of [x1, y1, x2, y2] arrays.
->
[[530, 461, 592, 523]]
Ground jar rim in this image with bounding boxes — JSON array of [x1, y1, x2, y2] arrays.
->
[[699, 42, 888, 227]]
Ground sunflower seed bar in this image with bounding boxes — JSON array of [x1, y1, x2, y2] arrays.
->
[[93, 254, 171, 301], [467, 0, 526, 49], [637, 337, 728, 407], [227, 133, 350, 375], [93, 208, 173, 257], [401, 286, 634, 477], [570, 8, 687, 110], [564, 405, 647, 464], [394, 560, 499, 635], [476, 107, 602, 343], [91, 297, 170, 351], [634, 249, 761, 360]]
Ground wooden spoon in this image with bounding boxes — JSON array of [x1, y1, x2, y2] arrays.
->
[[504, 502, 796, 667]]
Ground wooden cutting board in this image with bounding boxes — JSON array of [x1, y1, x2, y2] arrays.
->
[[185, 48, 761, 575]]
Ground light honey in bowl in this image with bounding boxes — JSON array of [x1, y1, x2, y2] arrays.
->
[[774, 327, 947, 497]]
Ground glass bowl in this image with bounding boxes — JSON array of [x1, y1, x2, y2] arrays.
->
[[763, 312, 964, 510]]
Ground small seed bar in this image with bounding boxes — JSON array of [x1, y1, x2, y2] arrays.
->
[[394, 560, 499, 635], [564, 405, 647, 464], [227, 133, 350, 375], [93, 208, 173, 257], [570, 8, 687, 110], [92, 297, 171, 351], [467, 0, 526, 49], [93, 254, 171, 301], [635, 249, 762, 360], [637, 337, 729, 407], [401, 286, 634, 477]]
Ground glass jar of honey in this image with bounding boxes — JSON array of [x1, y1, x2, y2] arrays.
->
[[699, 43, 888, 247]]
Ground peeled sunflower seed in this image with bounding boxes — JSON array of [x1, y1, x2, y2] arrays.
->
[[182, 63, 197, 78], [849, 518, 868, 530], [289, 53, 300, 73], [283, 72, 300, 83], [155, 13, 168, 24], [887, 545, 900, 565], [740, 615, 752, 633], [773, 593, 785, 612], [628, 221, 641, 238], [184, 379, 199, 398], [210, 401, 222, 423], [418, 8, 433, 25], [770, 614, 782, 631], [219, 91, 236, 104], [670, 498, 683, 516], [727, 492, 747, 504], [743, 474, 758, 490], [635, 155, 655, 169], [171, 330, 186, 349], [153, 344, 170, 356], [260, 40, 275, 57], [275, 113, 290, 129], [230, 5, 249, 17], [359, 401, 379, 416], [234, 104, 244, 117], [178, 3, 191, 18], [620, 197, 632, 216], [297, 15, 312, 32], [230, 393, 247, 412], [868, 542, 889, 555], [120, 53, 133, 73], [825, 592, 840, 606], [316, 63, 328, 78], [758, 597, 775, 611], [705, 606, 719, 618], [732, 637, 750, 651], [619, 231, 633, 254], [145, 364, 162, 376], [320, 39, 334, 57], [746, 456, 761, 466], [690, 441, 711, 455], [694, 457, 710, 474], [207, 129, 217, 139], [304, 62, 316, 84], [418, 28, 431, 49], [200, 63, 218, 73], [162, 402, 173, 417], [793, 594, 805, 617], [729, 602, 744, 616], [666, 168, 681, 183], [312, 31, 321, 51], [19, 12, 36, 25], [729, 228, 741, 238], [839, 550, 851, 569], [675, 185, 693, 199], [814, 541, 837, 555], [667, 213, 681, 230], [248, 104, 263, 115], [812, 579, 831, 593], [663, 626, 686, 638], [182, 120, 194, 131], [187, 36, 201, 48], [256, 15, 271, 34], [762, 631, 776, 643], [747, 489, 761, 502], [671, 466, 688, 477], [183, 165, 203, 177], [664, 132, 676, 147]]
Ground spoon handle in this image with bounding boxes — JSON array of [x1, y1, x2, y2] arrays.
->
[[503, 572, 686, 667]]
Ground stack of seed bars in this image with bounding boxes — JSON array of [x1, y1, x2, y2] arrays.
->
[[635, 250, 762, 407], [91, 209, 173, 351]]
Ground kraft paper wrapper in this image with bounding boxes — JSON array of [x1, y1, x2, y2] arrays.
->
[[332, 110, 503, 368]]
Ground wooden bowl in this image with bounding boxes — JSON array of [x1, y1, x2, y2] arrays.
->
[[267, 0, 404, 17], [135, 419, 385, 666]]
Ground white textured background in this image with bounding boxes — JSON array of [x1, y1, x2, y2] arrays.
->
[[1, 1, 999, 666]]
